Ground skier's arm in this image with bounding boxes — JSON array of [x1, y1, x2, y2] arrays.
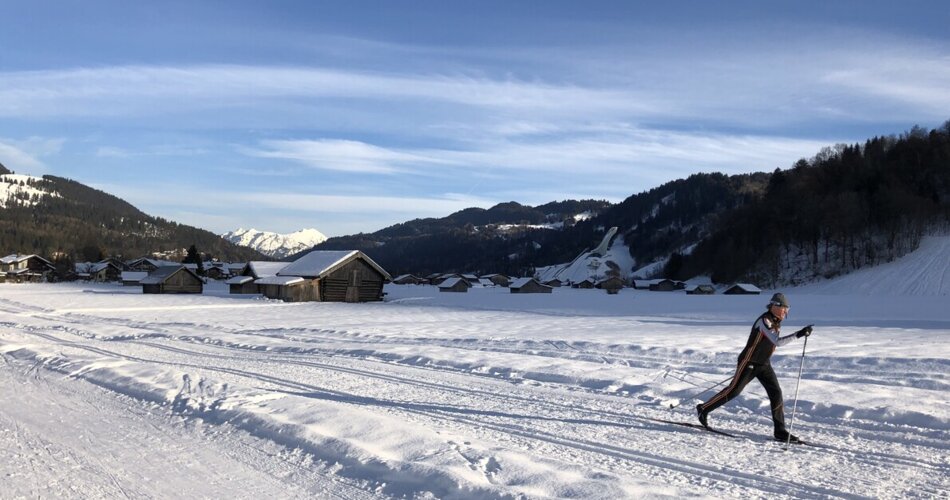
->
[[757, 318, 797, 347]]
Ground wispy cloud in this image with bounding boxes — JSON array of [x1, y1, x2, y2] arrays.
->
[[240, 139, 456, 174]]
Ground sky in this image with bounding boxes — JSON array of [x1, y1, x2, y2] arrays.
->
[[1, 1, 948, 237]]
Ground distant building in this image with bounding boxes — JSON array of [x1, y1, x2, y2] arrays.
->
[[509, 277, 553, 294], [140, 266, 204, 294], [685, 284, 716, 295], [649, 279, 685, 292], [121, 271, 149, 286], [482, 274, 511, 287], [438, 277, 471, 293], [723, 283, 762, 295], [542, 278, 563, 288], [392, 274, 423, 285], [572, 278, 595, 289], [0, 254, 55, 282], [227, 261, 289, 294]]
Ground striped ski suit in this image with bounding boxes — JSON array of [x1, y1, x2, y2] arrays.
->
[[699, 311, 799, 434]]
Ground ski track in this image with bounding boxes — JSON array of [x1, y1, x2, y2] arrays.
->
[[1, 288, 948, 499]]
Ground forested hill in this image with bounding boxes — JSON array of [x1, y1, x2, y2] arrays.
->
[[314, 122, 949, 283], [0, 173, 266, 262], [674, 122, 950, 285]]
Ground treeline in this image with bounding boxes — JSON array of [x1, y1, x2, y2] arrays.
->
[[0, 174, 266, 262], [670, 122, 950, 284]]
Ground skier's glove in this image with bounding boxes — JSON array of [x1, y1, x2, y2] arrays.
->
[[795, 325, 814, 338]]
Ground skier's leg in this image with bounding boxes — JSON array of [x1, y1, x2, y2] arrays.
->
[[700, 362, 756, 414], [757, 364, 787, 435]]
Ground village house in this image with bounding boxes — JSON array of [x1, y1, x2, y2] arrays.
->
[[75, 261, 123, 282], [262, 250, 390, 303], [0, 254, 55, 282], [140, 265, 204, 294], [509, 277, 553, 294], [649, 279, 686, 292]]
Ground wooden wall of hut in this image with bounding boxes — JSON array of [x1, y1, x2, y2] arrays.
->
[[319, 259, 386, 302]]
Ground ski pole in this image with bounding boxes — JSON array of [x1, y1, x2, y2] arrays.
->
[[668, 374, 734, 409], [784, 335, 808, 450]]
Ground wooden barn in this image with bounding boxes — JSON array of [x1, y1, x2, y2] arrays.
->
[[723, 283, 762, 295], [438, 277, 471, 293], [686, 284, 716, 295], [81, 261, 122, 282], [542, 278, 563, 288], [509, 277, 553, 294], [268, 250, 391, 303], [121, 271, 148, 286], [140, 266, 203, 294], [227, 261, 289, 294], [256, 276, 313, 301]]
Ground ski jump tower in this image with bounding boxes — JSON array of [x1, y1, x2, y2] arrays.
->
[[590, 226, 618, 257]]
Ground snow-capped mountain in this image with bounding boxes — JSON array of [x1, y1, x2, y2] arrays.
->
[[222, 228, 328, 259]]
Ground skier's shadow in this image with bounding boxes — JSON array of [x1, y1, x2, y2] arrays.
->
[[274, 388, 641, 428]]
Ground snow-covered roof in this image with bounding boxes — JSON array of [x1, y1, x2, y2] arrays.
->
[[509, 277, 539, 289], [139, 266, 198, 285], [1, 253, 48, 265], [225, 276, 255, 285], [246, 261, 290, 278], [277, 250, 391, 280], [438, 277, 470, 289], [121, 271, 149, 282], [730, 283, 762, 292], [255, 275, 305, 286]]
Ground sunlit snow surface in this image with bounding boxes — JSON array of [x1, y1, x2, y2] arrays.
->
[[1, 270, 947, 497]]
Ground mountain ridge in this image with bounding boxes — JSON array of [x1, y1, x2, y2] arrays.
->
[[222, 227, 328, 259]]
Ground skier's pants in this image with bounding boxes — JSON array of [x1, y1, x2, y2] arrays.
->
[[699, 361, 786, 433]]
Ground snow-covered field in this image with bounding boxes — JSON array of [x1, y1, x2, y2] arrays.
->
[[2, 245, 948, 498]]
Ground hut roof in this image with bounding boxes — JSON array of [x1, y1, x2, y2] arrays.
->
[[121, 271, 148, 282], [1, 253, 53, 266], [226, 276, 255, 285], [246, 261, 289, 278], [730, 283, 762, 293], [256, 275, 305, 286], [278, 250, 391, 280], [438, 277, 470, 289]]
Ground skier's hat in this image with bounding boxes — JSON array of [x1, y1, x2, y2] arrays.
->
[[768, 292, 789, 308]]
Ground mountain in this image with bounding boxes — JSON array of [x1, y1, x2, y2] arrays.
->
[[311, 122, 949, 286], [222, 227, 328, 259], [0, 171, 267, 263]]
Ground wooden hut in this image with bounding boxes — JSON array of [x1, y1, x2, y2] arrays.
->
[[686, 284, 716, 295], [542, 278, 563, 288], [509, 277, 553, 294], [438, 277, 471, 293], [256, 276, 312, 301], [88, 262, 122, 282], [723, 283, 762, 295], [140, 266, 203, 294], [270, 250, 391, 302], [649, 279, 681, 292], [572, 278, 595, 289], [121, 271, 148, 286]]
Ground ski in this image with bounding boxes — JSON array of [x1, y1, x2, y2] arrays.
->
[[650, 418, 738, 438]]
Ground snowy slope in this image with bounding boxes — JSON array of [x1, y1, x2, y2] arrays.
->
[[222, 227, 328, 259], [536, 233, 636, 284], [0, 174, 60, 208], [795, 234, 950, 296], [1, 282, 946, 498]]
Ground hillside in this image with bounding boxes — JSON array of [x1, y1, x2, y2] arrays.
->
[[0, 172, 266, 262]]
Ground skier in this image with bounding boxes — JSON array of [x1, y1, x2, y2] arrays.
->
[[696, 292, 812, 443]]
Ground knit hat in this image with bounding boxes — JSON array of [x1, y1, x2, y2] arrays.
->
[[768, 292, 789, 308]]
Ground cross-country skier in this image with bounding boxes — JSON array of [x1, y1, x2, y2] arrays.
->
[[696, 292, 812, 443]]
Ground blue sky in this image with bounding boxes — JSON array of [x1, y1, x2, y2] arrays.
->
[[1, 1, 947, 237]]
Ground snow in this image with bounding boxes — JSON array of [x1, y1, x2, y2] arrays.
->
[[222, 227, 328, 259], [536, 233, 637, 284], [1, 247, 948, 498], [0, 174, 60, 208]]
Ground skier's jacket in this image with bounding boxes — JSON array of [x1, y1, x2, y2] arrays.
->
[[737, 311, 798, 365]]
